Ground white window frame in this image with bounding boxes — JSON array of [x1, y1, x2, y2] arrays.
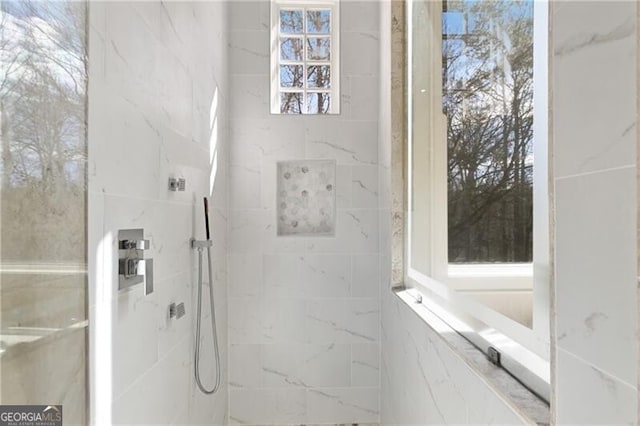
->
[[270, 0, 340, 114], [405, 0, 551, 401]]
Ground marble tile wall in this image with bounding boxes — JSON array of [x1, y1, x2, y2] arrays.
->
[[228, 1, 381, 423], [87, 2, 229, 424], [551, 1, 638, 423]]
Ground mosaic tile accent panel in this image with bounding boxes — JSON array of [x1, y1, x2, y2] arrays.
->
[[277, 160, 336, 236]]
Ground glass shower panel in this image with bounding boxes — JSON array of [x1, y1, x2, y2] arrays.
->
[[0, 1, 87, 423]]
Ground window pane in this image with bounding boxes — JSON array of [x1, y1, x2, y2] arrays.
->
[[280, 65, 303, 88], [307, 93, 330, 114], [280, 9, 303, 33], [306, 10, 331, 34], [280, 92, 303, 114], [443, 0, 534, 263], [280, 38, 303, 61], [307, 65, 331, 88], [442, 11, 465, 35], [306, 37, 330, 61]]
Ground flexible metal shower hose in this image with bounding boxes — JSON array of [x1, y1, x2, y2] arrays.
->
[[194, 245, 221, 394]]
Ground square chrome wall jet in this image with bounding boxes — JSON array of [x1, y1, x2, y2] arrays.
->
[[277, 160, 336, 236]]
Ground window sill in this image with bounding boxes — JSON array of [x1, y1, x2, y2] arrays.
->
[[392, 287, 550, 426]]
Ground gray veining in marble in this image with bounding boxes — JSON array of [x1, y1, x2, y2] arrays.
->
[[393, 289, 550, 425]]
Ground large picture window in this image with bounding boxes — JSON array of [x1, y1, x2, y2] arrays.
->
[[270, 0, 340, 114], [405, 0, 550, 400], [443, 1, 534, 265]]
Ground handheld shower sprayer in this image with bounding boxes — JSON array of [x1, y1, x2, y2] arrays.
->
[[204, 197, 210, 241], [192, 197, 221, 395]]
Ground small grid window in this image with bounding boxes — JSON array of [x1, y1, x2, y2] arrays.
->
[[271, 1, 340, 114]]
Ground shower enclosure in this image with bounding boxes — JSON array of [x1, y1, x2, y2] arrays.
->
[[0, 1, 88, 423]]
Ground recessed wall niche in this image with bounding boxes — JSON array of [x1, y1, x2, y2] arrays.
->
[[277, 160, 336, 236]]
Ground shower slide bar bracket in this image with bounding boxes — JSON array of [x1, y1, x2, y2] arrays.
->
[[191, 239, 213, 250]]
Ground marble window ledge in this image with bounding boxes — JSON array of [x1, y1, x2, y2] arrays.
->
[[394, 288, 550, 426]]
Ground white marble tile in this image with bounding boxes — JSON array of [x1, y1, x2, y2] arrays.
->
[[229, 388, 307, 425], [229, 30, 270, 75], [306, 388, 379, 424], [336, 165, 353, 208], [555, 167, 637, 385], [352, 343, 380, 387], [261, 161, 278, 211], [90, 1, 229, 423], [229, 210, 265, 254], [229, 254, 264, 297], [553, 1, 636, 179], [147, 2, 196, 72], [305, 210, 379, 254], [229, 344, 264, 388], [305, 120, 379, 166], [89, 91, 163, 198], [377, 209, 391, 261], [263, 254, 306, 298], [341, 1, 380, 32], [230, 119, 306, 167], [306, 299, 379, 344], [261, 209, 308, 254], [229, 1, 270, 32], [112, 341, 190, 424], [209, 157, 229, 211], [556, 348, 637, 425], [229, 74, 270, 120], [190, 1, 228, 79], [128, 3, 166, 50], [380, 290, 537, 425], [103, 3, 156, 99], [156, 271, 191, 359], [105, 2, 193, 138], [351, 165, 379, 208], [303, 344, 351, 387], [271, 297, 309, 343], [342, 31, 380, 77], [302, 255, 351, 298], [351, 254, 381, 297], [111, 289, 160, 400], [261, 343, 306, 388], [230, 164, 262, 209], [88, 4, 107, 86], [191, 73, 220, 147], [228, 297, 278, 344], [346, 76, 380, 121], [158, 129, 212, 202], [346, 209, 380, 254], [339, 75, 354, 119]]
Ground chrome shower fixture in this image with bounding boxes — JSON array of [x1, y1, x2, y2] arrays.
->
[[192, 197, 221, 395]]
